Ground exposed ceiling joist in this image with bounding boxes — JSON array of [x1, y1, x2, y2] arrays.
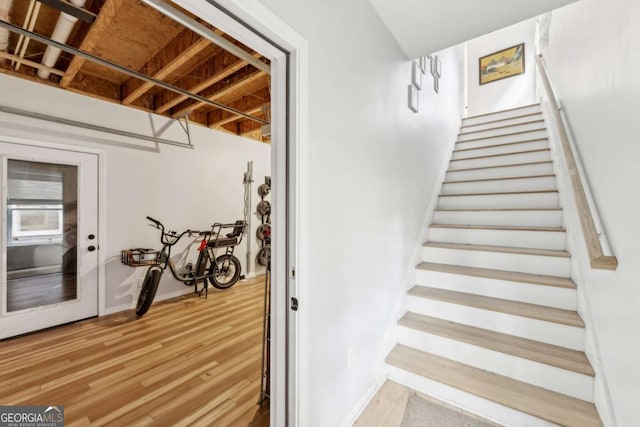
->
[[59, 0, 125, 89], [171, 70, 266, 118], [209, 104, 266, 128], [122, 37, 211, 105], [155, 53, 260, 114], [141, 0, 270, 74], [0, 51, 64, 76]]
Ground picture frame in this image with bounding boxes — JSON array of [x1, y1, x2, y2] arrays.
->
[[408, 84, 419, 113], [419, 56, 427, 74], [411, 61, 422, 90], [479, 43, 525, 85]]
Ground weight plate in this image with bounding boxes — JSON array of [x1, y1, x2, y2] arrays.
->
[[256, 224, 271, 241], [257, 200, 271, 216], [256, 246, 270, 266], [258, 183, 271, 197]]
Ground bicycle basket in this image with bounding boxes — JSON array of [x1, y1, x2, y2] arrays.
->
[[121, 248, 161, 267]]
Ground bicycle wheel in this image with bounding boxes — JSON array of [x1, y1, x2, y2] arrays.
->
[[208, 254, 241, 289], [136, 268, 161, 316]]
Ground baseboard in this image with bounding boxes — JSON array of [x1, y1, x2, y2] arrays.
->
[[339, 376, 387, 427], [104, 287, 194, 315]]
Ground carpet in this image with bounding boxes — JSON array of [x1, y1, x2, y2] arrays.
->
[[399, 392, 497, 427]]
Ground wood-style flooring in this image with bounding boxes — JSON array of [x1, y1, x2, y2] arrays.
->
[[7, 272, 76, 312], [0, 275, 269, 426]]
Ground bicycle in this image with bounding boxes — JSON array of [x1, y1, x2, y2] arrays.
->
[[126, 216, 246, 316]]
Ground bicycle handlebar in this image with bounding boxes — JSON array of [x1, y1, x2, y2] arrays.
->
[[146, 216, 162, 228]]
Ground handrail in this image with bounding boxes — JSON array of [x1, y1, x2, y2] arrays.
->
[[535, 55, 617, 270]]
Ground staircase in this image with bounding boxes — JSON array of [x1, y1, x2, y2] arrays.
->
[[385, 104, 603, 426]]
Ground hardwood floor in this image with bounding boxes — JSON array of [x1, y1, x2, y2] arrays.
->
[[7, 272, 76, 312], [0, 276, 269, 426]]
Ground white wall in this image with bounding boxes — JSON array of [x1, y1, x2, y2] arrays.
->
[[541, 1, 640, 426], [0, 73, 270, 312], [256, 0, 464, 425], [466, 18, 537, 117]]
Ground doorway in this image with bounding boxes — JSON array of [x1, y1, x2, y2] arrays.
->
[[0, 141, 99, 339]]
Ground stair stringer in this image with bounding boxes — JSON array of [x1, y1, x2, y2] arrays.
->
[[540, 100, 617, 427]]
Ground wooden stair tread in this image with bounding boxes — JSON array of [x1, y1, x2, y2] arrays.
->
[[435, 208, 562, 212], [447, 160, 552, 173], [409, 286, 584, 327], [450, 148, 550, 162], [416, 262, 575, 288], [430, 224, 565, 232], [386, 345, 602, 427], [463, 103, 541, 121], [458, 119, 545, 136], [457, 128, 547, 143], [454, 138, 548, 153], [423, 241, 570, 258], [439, 189, 558, 197], [399, 312, 594, 376], [444, 174, 555, 184], [460, 113, 543, 129]]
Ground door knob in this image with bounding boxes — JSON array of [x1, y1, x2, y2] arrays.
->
[[88, 245, 96, 252]]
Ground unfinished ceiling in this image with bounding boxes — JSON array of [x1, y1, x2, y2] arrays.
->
[[0, 0, 271, 142]]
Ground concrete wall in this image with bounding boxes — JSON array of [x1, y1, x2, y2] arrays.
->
[[466, 18, 537, 117], [256, 0, 464, 425], [541, 0, 640, 425], [0, 73, 271, 312]]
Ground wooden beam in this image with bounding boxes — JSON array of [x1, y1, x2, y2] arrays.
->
[[155, 52, 261, 115], [0, 51, 64, 76], [122, 37, 211, 105], [209, 104, 266, 128], [171, 70, 265, 118], [59, 0, 125, 89]]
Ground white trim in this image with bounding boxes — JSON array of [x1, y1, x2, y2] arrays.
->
[[175, 1, 307, 425]]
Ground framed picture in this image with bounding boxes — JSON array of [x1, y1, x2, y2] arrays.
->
[[408, 84, 418, 113], [479, 43, 525, 85], [419, 56, 427, 74], [433, 77, 439, 94], [435, 55, 441, 78], [412, 61, 422, 89]]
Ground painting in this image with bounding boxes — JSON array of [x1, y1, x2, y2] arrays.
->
[[479, 43, 525, 85], [408, 84, 418, 113]]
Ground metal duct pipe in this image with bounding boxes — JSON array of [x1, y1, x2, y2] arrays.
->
[[38, 0, 86, 79], [0, 0, 13, 62]]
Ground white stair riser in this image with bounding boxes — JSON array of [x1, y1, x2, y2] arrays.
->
[[449, 150, 550, 171], [433, 209, 563, 227], [452, 140, 549, 160], [407, 296, 584, 350], [446, 162, 554, 181], [397, 327, 594, 401], [460, 113, 544, 133], [414, 268, 576, 310], [457, 123, 546, 142], [438, 192, 559, 210], [463, 105, 542, 127], [428, 227, 566, 250], [386, 364, 558, 427], [421, 246, 570, 276], [441, 176, 557, 195], [455, 130, 548, 150]]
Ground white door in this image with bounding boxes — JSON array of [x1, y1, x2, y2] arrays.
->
[[0, 141, 98, 339]]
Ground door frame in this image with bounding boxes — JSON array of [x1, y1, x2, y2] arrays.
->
[[175, 1, 308, 425], [0, 135, 107, 317]]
